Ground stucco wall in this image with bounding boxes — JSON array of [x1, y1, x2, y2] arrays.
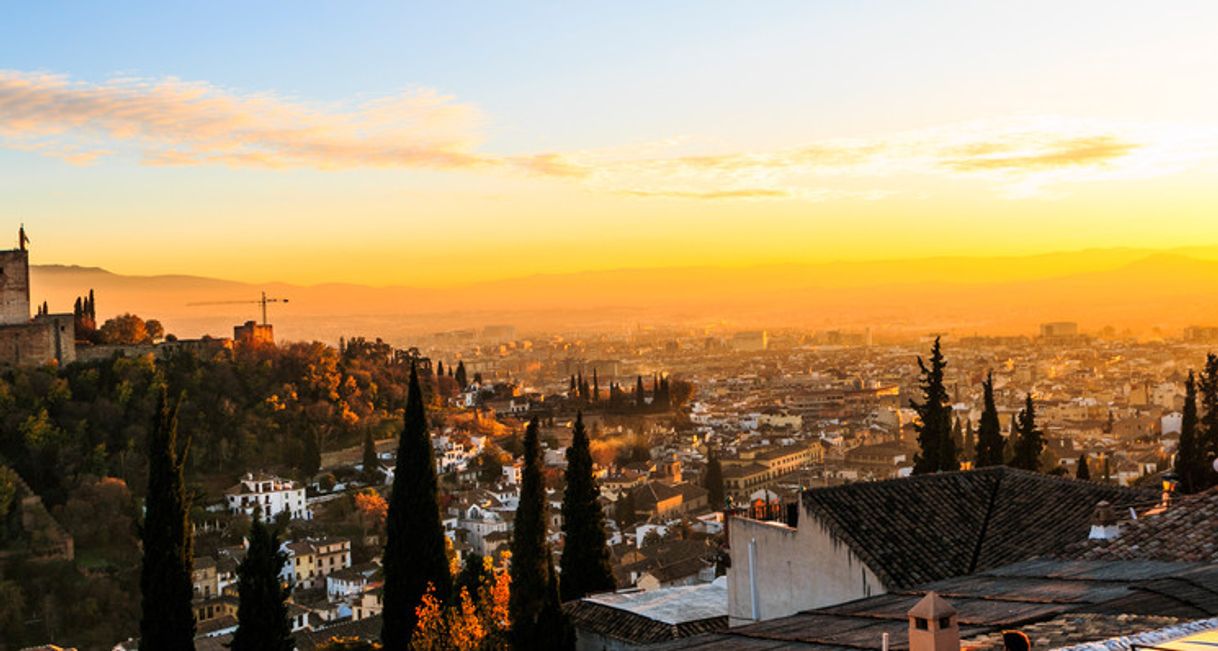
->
[[727, 505, 885, 624]]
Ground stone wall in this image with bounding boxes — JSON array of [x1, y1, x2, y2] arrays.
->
[[0, 314, 75, 367], [0, 249, 29, 326]]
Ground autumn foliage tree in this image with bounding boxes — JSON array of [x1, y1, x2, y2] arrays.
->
[[410, 551, 512, 650]]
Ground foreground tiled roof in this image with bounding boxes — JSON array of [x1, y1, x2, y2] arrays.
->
[[1062, 488, 1218, 562], [801, 466, 1157, 588], [657, 559, 1218, 650], [962, 614, 1182, 650]]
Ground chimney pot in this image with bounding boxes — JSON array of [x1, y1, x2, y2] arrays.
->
[[1089, 500, 1121, 540], [908, 591, 959, 651]]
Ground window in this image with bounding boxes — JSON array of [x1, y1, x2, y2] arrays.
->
[[915, 618, 928, 631], [939, 616, 951, 629]]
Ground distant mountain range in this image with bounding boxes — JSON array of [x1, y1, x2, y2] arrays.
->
[[28, 246, 1218, 344]]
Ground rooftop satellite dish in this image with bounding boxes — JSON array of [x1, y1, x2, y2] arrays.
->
[[1212, 458, 1218, 473]]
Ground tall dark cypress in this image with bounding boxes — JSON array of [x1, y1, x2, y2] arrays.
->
[[963, 418, 975, 463], [301, 429, 321, 478], [232, 517, 293, 651], [911, 337, 956, 474], [362, 429, 379, 480], [382, 364, 451, 649], [455, 360, 468, 388], [511, 417, 554, 647], [559, 412, 615, 602], [1010, 393, 1044, 471], [592, 369, 599, 403], [704, 449, 725, 509], [140, 389, 195, 650], [1076, 454, 1091, 480], [1198, 354, 1218, 488], [635, 376, 645, 408], [540, 553, 575, 649], [1178, 370, 1207, 492], [975, 371, 1004, 467]]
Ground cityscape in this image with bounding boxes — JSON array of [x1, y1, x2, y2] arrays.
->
[[4, 3, 1218, 651]]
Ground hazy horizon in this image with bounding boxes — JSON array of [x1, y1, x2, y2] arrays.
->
[[24, 241, 1218, 342]]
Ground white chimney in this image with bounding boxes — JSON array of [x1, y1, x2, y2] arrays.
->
[[1089, 500, 1120, 540]]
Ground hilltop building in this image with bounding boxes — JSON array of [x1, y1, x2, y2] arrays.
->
[[234, 320, 274, 347], [0, 227, 76, 366]]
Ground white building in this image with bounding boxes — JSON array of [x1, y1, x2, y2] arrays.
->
[[225, 473, 311, 521], [458, 502, 513, 556]]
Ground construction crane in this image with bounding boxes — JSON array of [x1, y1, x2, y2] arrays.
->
[[186, 291, 289, 325]]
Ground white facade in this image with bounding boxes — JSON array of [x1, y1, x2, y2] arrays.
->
[[459, 504, 512, 555], [727, 510, 884, 625], [226, 473, 311, 521]]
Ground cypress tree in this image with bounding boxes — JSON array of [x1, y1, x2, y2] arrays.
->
[[540, 553, 575, 649], [635, 376, 645, 408], [232, 517, 293, 651], [511, 417, 555, 647], [362, 430, 379, 481], [615, 490, 637, 527], [592, 369, 599, 402], [1177, 370, 1205, 492], [963, 418, 975, 463], [704, 449, 725, 510], [436, 360, 444, 376], [455, 361, 468, 388], [455, 552, 489, 601], [382, 364, 451, 649], [1076, 454, 1091, 480], [301, 429, 321, 478], [952, 417, 964, 458], [1010, 393, 1044, 471], [911, 337, 956, 474], [1198, 353, 1218, 489], [139, 389, 195, 650], [975, 371, 1004, 467], [559, 412, 615, 601]]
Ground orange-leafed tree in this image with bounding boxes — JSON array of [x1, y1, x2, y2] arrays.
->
[[408, 551, 512, 650]]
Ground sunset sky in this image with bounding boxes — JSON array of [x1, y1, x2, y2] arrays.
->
[[3, 1, 1218, 286]]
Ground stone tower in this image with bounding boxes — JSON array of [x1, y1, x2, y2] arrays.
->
[[0, 241, 30, 325]]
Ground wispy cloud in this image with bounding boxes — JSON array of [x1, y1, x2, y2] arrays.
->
[[942, 135, 1139, 171], [0, 70, 527, 172], [574, 118, 1217, 200], [620, 188, 791, 200], [0, 70, 1213, 201]]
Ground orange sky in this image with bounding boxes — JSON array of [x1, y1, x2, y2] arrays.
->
[[3, 2, 1218, 286]]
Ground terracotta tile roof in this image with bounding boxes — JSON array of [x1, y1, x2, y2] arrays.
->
[[800, 466, 1157, 589]]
